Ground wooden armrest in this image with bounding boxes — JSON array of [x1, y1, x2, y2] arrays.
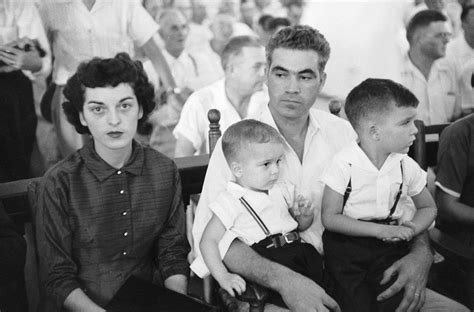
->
[[429, 228, 474, 261]]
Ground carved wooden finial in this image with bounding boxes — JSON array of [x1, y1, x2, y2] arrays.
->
[[208, 109, 221, 155]]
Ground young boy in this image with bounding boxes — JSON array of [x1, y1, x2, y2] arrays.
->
[[321, 78, 437, 312], [200, 119, 322, 305]]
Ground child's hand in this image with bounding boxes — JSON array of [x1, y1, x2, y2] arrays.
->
[[376, 224, 414, 242], [217, 272, 246, 297], [291, 195, 314, 218]]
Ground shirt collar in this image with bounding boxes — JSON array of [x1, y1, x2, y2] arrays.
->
[[79, 139, 145, 181], [341, 141, 404, 173]]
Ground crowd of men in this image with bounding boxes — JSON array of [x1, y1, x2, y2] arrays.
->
[[0, 0, 473, 311]]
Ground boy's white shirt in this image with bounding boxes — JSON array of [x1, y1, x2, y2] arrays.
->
[[321, 141, 427, 223], [191, 181, 298, 278]]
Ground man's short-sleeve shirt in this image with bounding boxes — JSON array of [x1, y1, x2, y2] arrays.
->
[[435, 114, 474, 207], [173, 78, 268, 155], [322, 142, 427, 222], [400, 54, 460, 125]]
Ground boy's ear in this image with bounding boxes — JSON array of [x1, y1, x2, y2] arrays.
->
[[229, 161, 243, 178], [368, 123, 380, 140]]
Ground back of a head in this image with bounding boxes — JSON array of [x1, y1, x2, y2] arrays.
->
[[268, 17, 291, 32], [222, 119, 283, 165], [221, 35, 262, 70], [406, 9, 448, 44], [344, 78, 419, 131], [461, 2, 474, 22], [266, 25, 330, 73]]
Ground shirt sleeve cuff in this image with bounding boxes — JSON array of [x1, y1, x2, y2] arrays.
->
[[434, 181, 461, 198], [53, 280, 82, 310]]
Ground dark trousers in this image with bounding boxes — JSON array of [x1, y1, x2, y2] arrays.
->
[[323, 230, 408, 312], [251, 240, 324, 307], [0, 71, 36, 182]]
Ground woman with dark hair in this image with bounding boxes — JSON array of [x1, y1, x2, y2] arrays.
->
[[35, 53, 189, 312]]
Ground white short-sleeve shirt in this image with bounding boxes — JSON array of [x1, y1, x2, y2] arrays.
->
[[211, 181, 298, 246], [399, 54, 461, 125], [39, 0, 158, 85], [321, 142, 427, 222], [191, 105, 357, 275], [173, 78, 269, 155]]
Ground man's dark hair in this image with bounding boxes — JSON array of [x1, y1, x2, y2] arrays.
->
[[344, 78, 419, 130], [62, 52, 155, 135], [461, 3, 474, 21], [221, 35, 262, 70], [266, 25, 330, 73], [406, 9, 448, 44], [258, 14, 274, 32]]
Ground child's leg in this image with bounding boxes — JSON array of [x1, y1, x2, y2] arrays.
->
[[367, 241, 409, 312], [322, 230, 376, 312]]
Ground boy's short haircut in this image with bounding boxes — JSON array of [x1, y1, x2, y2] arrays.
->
[[62, 52, 155, 135], [222, 119, 284, 164], [406, 10, 448, 44], [344, 78, 419, 130]]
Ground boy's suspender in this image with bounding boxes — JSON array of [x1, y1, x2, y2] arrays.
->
[[342, 161, 404, 221], [239, 196, 271, 236]]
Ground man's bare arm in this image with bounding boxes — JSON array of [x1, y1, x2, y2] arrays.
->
[[223, 239, 340, 312]]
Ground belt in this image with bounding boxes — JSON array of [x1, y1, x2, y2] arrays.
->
[[258, 231, 300, 249], [360, 218, 398, 225]]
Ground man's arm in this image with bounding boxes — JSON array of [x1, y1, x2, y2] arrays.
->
[[377, 231, 433, 312], [223, 239, 340, 312], [164, 274, 188, 295], [175, 134, 197, 157], [64, 289, 105, 312], [436, 188, 474, 225]]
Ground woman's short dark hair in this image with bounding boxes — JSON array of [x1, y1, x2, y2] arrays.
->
[[62, 52, 156, 134]]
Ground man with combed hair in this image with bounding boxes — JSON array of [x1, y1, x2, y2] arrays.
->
[[173, 36, 268, 157], [400, 9, 461, 125], [192, 25, 468, 311]]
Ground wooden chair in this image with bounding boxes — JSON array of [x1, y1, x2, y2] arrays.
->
[[411, 120, 474, 309]]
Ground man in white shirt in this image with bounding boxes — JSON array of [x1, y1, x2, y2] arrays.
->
[[39, 0, 178, 157], [173, 36, 268, 157], [192, 25, 467, 311], [146, 7, 223, 157], [400, 9, 461, 125], [446, 2, 474, 114]]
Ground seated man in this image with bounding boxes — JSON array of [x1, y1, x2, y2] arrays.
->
[[0, 202, 28, 312], [435, 113, 474, 306], [36, 53, 189, 311], [193, 25, 468, 311], [173, 36, 268, 157]]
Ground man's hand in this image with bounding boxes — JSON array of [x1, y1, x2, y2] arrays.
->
[[377, 244, 432, 312], [216, 272, 246, 297], [278, 273, 340, 312]]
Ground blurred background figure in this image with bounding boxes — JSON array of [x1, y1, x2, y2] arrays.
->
[[254, 14, 291, 46], [446, 0, 474, 115], [0, 0, 51, 183]]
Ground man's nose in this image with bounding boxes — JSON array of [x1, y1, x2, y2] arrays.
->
[[286, 76, 300, 93]]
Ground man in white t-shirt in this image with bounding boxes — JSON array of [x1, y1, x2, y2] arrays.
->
[[173, 36, 267, 157]]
